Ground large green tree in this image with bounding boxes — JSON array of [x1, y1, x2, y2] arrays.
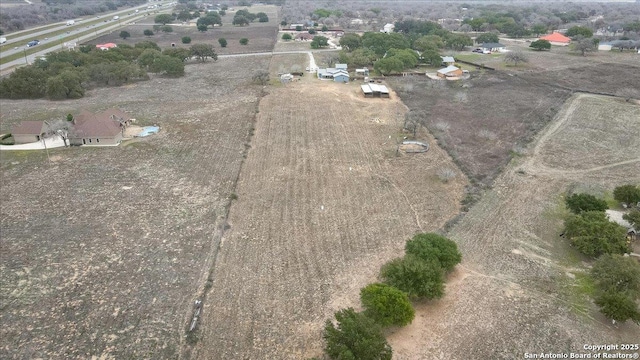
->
[[613, 185, 640, 205], [323, 308, 392, 360], [310, 36, 329, 49], [154, 14, 174, 25], [591, 254, 640, 295], [413, 35, 444, 52], [373, 56, 404, 75], [380, 255, 445, 299], [340, 33, 362, 51], [565, 193, 608, 214], [564, 211, 629, 258], [475, 32, 499, 44], [623, 210, 640, 228], [360, 283, 415, 327], [566, 26, 593, 38], [445, 33, 473, 51], [529, 39, 551, 51], [190, 43, 217, 62], [594, 291, 640, 323], [405, 233, 462, 273]]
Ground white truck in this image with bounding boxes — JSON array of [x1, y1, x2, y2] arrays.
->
[[113, 15, 120, 20], [66, 20, 75, 26], [0, 37, 6, 44]]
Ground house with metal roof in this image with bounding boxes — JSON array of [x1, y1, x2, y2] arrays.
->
[[437, 65, 463, 78], [480, 43, 506, 52], [361, 83, 390, 98], [441, 56, 455, 65], [317, 67, 350, 83]]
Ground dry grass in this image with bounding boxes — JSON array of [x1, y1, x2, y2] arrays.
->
[[0, 56, 269, 359]]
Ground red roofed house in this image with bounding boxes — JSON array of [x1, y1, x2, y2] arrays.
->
[[540, 32, 571, 46], [96, 43, 117, 50], [11, 121, 45, 144], [69, 109, 132, 146]]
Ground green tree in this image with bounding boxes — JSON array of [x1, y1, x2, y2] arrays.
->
[[198, 12, 222, 27], [149, 54, 184, 77], [413, 35, 444, 52], [591, 254, 640, 295], [218, 38, 227, 47], [362, 32, 410, 57], [339, 33, 362, 51], [385, 48, 419, 68], [282, 33, 292, 41], [137, 48, 161, 69], [119, 31, 131, 40], [143, 29, 154, 36], [594, 291, 640, 323], [564, 211, 629, 258], [322, 25, 328, 32], [182, 36, 191, 44], [310, 36, 328, 49], [239, 38, 249, 45], [163, 47, 191, 62], [565, 193, 608, 214], [405, 233, 462, 273], [360, 283, 415, 327], [422, 50, 442, 66], [571, 37, 596, 56], [134, 41, 161, 52], [373, 56, 404, 75], [177, 10, 192, 22], [445, 33, 473, 51], [219, 10, 226, 16], [197, 24, 208, 32], [531, 24, 548, 37], [154, 14, 174, 25], [161, 25, 173, 33], [314, 9, 332, 18], [529, 39, 551, 51], [623, 210, 640, 228], [280, 20, 287, 26], [256, 12, 268, 22], [566, 26, 593, 38], [190, 43, 217, 62], [613, 185, 640, 205], [323, 308, 393, 360], [233, 15, 250, 26], [380, 255, 445, 299], [475, 32, 499, 44], [295, 25, 302, 32], [308, 28, 316, 35]]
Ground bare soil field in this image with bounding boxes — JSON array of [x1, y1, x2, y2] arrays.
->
[[88, 6, 279, 55], [388, 93, 640, 359], [390, 57, 640, 187], [192, 76, 467, 359], [0, 56, 269, 359]]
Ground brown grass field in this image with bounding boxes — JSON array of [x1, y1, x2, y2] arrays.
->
[[190, 78, 467, 359], [387, 93, 640, 359], [2, 21, 640, 359], [0, 56, 270, 359]]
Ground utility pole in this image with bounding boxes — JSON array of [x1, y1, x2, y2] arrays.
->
[[23, 49, 28, 65]]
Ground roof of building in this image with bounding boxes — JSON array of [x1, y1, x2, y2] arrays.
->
[[437, 65, 461, 74], [318, 68, 349, 78], [364, 83, 389, 93], [355, 68, 369, 72], [606, 210, 633, 230], [12, 121, 44, 135], [333, 70, 349, 77], [72, 109, 131, 138], [99, 108, 131, 121], [96, 43, 117, 49], [361, 84, 373, 93], [441, 56, 455, 63], [540, 32, 571, 43], [335, 64, 348, 70], [481, 42, 505, 49]]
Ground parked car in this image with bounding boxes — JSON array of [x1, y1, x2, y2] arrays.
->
[[26, 40, 40, 47]]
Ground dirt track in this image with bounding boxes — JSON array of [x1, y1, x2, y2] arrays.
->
[[192, 80, 467, 359], [388, 93, 640, 359]]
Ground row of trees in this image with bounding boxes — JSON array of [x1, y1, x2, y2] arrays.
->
[[0, 40, 223, 100], [561, 185, 640, 323], [322, 233, 462, 359], [336, 20, 474, 75], [232, 9, 268, 26]]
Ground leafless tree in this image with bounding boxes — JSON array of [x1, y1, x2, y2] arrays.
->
[[503, 50, 529, 66], [43, 119, 73, 147]]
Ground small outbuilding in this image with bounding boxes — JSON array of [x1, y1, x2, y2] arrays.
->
[[437, 65, 463, 78], [441, 56, 455, 65], [96, 43, 117, 50], [355, 68, 369, 77], [361, 83, 389, 98], [317, 68, 350, 83], [480, 43, 506, 52]]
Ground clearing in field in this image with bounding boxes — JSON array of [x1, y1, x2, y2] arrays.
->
[[387, 93, 640, 359], [192, 75, 467, 359]]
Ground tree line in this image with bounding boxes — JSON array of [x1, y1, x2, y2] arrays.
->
[[0, 41, 221, 100], [561, 185, 640, 324]]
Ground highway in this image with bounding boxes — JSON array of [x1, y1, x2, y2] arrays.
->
[[0, 1, 172, 71]]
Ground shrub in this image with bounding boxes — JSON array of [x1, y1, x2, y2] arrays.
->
[[565, 193, 608, 214], [182, 36, 191, 44], [380, 255, 445, 299], [143, 29, 154, 36], [323, 308, 392, 360], [360, 283, 415, 327], [282, 33, 292, 40], [218, 38, 227, 47], [239, 38, 249, 45], [405, 233, 462, 273]]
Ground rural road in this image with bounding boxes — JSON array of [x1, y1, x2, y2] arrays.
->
[[218, 48, 339, 59]]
